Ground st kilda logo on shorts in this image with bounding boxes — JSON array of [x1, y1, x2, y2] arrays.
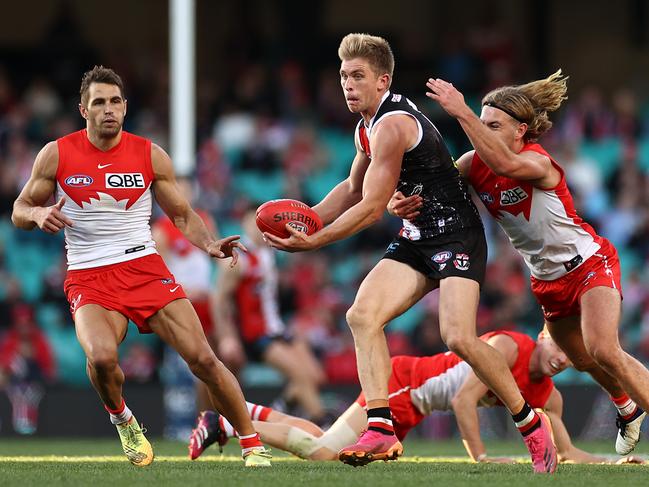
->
[[105, 173, 146, 188], [453, 253, 470, 271]]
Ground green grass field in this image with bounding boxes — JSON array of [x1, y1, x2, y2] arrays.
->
[[0, 437, 647, 486]]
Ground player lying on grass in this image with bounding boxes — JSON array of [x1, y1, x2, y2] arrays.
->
[[190, 330, 643, 464]]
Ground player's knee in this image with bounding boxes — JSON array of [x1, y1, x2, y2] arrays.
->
[[571, 355, 597, 372], [587, 343, 623, 371], [443, 333, 475, 359], [187, 351, 220, 379], [345, 304, 375, 333], [87, 348, 119, 372]]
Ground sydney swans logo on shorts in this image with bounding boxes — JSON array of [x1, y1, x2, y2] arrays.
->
[[70, 293, 82, 313], [65, 175, 93, 187], [105, 173, 146, 188], [453, 253, 470, 271]]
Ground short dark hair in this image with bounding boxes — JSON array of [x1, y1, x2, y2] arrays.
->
[[79, 65, 125, 106]]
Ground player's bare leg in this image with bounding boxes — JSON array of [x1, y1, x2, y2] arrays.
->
[[340, 260, 433, 466], [75, 305, 153, 466], [547, 316, 626, 396], [580, 287, 649, 453], [264, 340, 326, 421], [148, 298, 270, 466], [216, 401, 366, 461], [439, 277, 556, 473], [194, 335, 221, 412]]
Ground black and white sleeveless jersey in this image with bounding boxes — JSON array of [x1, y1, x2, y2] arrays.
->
[[355, 91, 482, 240]]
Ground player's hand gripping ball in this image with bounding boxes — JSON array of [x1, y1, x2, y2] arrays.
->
[[256, 199, 323, 238]]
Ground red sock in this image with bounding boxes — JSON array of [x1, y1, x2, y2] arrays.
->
[[250, 404, 272, 421], [104, 398, 125, 415], [239, 432, 263, 451], [611, 394, 637, 419]]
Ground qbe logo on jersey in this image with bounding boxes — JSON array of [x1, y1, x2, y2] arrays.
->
[[105, 173, 145, 188]]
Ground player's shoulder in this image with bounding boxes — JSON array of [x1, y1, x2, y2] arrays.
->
[[485, 332, 520, 360], [33, 141, 60, 178]]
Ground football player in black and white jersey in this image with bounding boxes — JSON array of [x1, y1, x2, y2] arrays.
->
[[264, 33, 556, 472]]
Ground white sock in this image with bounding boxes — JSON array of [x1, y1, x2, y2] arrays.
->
[[109, 403, 133, 425], [219, 415, 237, 438]]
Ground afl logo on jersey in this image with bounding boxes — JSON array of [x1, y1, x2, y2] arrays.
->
[[105, 173, 146, 188], [65, 175, 93, 187], [479, 192, 494, 204]]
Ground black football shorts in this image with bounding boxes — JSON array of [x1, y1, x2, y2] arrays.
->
[[382, 227, 487, 286]]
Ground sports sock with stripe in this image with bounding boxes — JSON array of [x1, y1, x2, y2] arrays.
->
[[512, 403, 541, 436], [367, 407, 395, 436], [105, 398, 133, 425], [611, 394, 638, 419]]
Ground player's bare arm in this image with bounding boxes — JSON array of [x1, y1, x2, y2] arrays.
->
[[265, 116, 414, 252], [312, 150, 369, 225], [541, 387, 634, 464], [151, 143, 246, 265], [425, 78, 559, 186], [12, 141, 74, 233], [451, 334, 519, 463], [211, 261, 247, 369]]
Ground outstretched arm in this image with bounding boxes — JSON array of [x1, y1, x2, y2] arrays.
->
[[451, 334, 519, 463], [425, 78, 556, 183], [265, 115, 414, 252], [12, 142, 73, 233], [151, 144, 245, 265], [312, 150, 369, 225], [543, 388, 610, 464]]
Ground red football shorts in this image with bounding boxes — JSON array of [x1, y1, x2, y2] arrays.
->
[[355, 356, 425, 441], [530, 238, 623, 322], [64, 253, 187, 333]]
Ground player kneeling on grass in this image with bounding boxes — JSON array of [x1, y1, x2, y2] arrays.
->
[[191, 329, 644, 465]]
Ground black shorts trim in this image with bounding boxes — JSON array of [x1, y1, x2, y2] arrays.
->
[[381, 228, 487, 286]]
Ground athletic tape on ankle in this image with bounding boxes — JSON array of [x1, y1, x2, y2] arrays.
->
[[286, 427, 320, 458], [318, 419, 359, 452]]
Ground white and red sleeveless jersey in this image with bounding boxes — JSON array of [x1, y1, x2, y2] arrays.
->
[[55, 129, 157, 270], [235, 243, 284, 342], [153, 211, 213, 292], [404, 331, 553, 415], [468, 143, 602, 280]]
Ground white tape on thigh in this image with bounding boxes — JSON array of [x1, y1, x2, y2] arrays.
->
[[286, 427, 321, 458], [317, 420, 359, 452]]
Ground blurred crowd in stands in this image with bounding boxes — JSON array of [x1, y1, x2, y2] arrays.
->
[[2, 22, 649, 417]]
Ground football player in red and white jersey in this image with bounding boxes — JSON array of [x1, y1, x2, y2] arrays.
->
[[11, 66, 271, 467], [198, 330, 644, 465], [390, 71, 649, 456]]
